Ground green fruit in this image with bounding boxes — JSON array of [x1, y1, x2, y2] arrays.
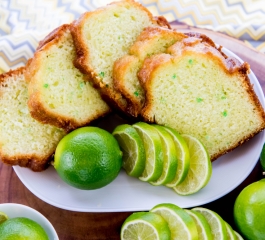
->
[[121, 212, 171, 240], [0, 217, 49, 240], [234, 179, 265, 240], [54, 126, 122, 190], [260, 143, 265, 171]]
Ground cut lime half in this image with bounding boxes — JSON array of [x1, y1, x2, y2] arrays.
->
[[151, 203, 198, 240], [120, 211, 171, 240], [113, 124, 145, 177], [173, 134, 212, 195], [150, 125, 178, 186], [192, 207, 227, 240], [133, 122, 163, 182]]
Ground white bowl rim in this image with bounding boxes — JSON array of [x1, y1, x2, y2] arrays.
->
[[0, 203, 59, 240]]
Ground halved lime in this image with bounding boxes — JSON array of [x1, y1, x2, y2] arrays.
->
[[150, 125, 178, 185], [120, 211, 171, 240], [151, 203, 198, 240], [225, 222, 236, 240], [192, 207, 228, 240], [133, 122, 163, 182], [162, 126, 190, 187], [0, 211, 8, 224], [173, 134, 212, 195], [186, 209, 213, 240], [113, 124, 146, 177], [233, 231, 244, 240]]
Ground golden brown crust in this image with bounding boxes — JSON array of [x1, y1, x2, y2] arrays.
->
[[139, 39, 265, 161], [70, 0, 170, 114], [26, 24, 111, 132], [0, 67, 58, 172]]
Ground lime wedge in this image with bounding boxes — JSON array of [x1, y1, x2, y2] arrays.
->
[[173, 134, 212, 195], [162, 126, 190, 187], [150, 125, 178, 185], [186, 209, 213, 240], [151, 203, 198, 240], [192, 207, 228, 240], [233, 231, 244, 240], [113, 124, 145, 177], [133, 122, 163, 182], [0, 211, 8, 224], [225, 222, 236, 240], [120, 212, 171, 240]]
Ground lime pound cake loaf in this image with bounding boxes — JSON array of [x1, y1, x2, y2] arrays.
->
[[113, 26, 187, 117], [26, 24, 110, 132], [0, 67, 66, 171], [71, 0, 169, 114], [138, 37, 265, 160]]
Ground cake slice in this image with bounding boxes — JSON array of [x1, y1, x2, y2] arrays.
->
[[113, 26, 187, 117], [71, 0, 169, 113], [138, 37, 265, 160], [26, 24, 110, 132], [0, 67, 66, 171]]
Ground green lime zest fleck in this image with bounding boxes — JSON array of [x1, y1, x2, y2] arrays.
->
[[79, 82, 85, 88], [172, 73, 177, 79], [99, 72, 105, 78], [222, 110, 228, 117], [134, 91, 139, 97], [160, 96, 166, 104], [196, 97, 203, 102], [188, 59, 193, 64], [221, 96, 226, 99], [43, 83, 49, 88]]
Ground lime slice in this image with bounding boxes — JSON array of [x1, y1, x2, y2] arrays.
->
[[149, 125, 178, 185], [225, 222, 236, 240], [151, 203, 198, 240], [133, 122, 163, 182], [173, 134, 212, 195], [186, 209, 213, 240], [233, 231, 244, 240], [113, 124, 146, 177], [162, 126, 190, 187], [120, 211, 171, 240], [0, 211, 8, 224], [192, 207, 228, 240]]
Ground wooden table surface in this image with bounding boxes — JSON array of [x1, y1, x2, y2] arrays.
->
[[1, 21, 265, 240]]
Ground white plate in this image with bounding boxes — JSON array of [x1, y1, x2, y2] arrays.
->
[[13, 47, 265, 212], [0, 203, 58, 240]]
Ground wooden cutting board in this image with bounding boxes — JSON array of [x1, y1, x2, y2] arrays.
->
[[0, 21, 265, 240]]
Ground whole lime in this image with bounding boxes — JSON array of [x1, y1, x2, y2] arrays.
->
[[54, 126, 122, 190], [234, 179, 265, 240], [0, 217, 49, 240]]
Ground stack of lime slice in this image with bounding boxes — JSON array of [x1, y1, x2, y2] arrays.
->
[[113, 122, 212, 195], [120, 203, 244, 240]]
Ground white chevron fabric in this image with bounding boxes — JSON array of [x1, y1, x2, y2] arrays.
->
[[0, 0, 265, 72]]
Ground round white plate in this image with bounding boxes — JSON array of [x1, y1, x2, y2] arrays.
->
[[0, 203, 58, 239], [13, 47, 265, 212]]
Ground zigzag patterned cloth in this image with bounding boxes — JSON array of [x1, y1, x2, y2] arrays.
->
[[0, 0, 265, 72]]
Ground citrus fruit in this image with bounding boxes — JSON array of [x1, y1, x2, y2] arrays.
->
[[173, 134, 212, 195], [0, 217, 49, 240], [120, 211, 171, 240], [186, 209, 213, 240], [54, 126, 122, 190], [150, 125, 178, 186], [133, 122, 163, 182], [112, 124, 146, 177], [0, 211, 8, 224], [234, 179, 265, 240], [233, 231, 244, 240], [151, 203, 198, 240], [162, 126, 190, 187], [192, 207, 227, 240], [225, 222, 236, 240]]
